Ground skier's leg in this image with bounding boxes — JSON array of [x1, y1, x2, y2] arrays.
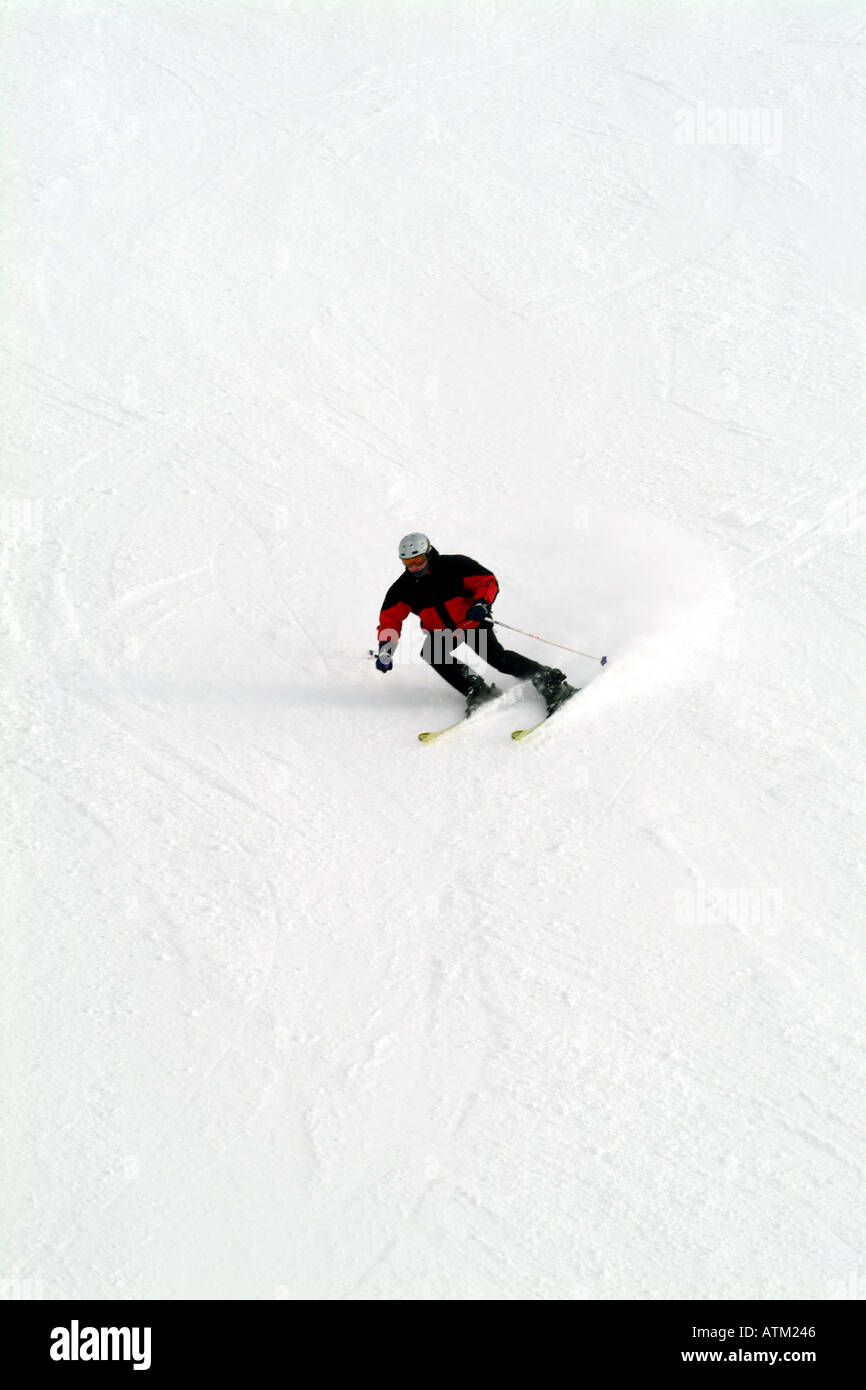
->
[[422, 630, 500, 711], [421, 630, 476, 695], [467, 624, 567, 700], [466, 623, 545, 679]]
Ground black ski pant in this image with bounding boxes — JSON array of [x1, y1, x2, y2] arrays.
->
[[421, 623, 549, 695]]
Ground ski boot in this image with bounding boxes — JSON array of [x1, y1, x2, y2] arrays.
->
[[531, 667, 576, 713], [465, 675, 501, 717]]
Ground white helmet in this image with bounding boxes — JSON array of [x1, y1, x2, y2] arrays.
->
[[398, 532, 431, 561]]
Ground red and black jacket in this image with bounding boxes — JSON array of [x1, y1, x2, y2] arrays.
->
[[377, 548, 499, 644]]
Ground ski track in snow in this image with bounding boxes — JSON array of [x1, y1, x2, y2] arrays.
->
[[2, 0, 865, 1300]]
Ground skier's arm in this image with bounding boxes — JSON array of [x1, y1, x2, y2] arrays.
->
[[377, 592, 411, 645], [375, 581, 410, 672], [462, 561, 499, 608]]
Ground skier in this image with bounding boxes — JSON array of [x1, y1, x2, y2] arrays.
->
[[375, 533, 570, 715]]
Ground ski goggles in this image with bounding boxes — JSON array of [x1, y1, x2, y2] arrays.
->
[[401, 552, 429, 570]]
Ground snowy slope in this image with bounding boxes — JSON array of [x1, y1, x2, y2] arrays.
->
[[2, 0, 865, 1300]]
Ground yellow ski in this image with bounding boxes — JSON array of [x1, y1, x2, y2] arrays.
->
[[418, 719, 468, 743], [511, 685, 580, 742]]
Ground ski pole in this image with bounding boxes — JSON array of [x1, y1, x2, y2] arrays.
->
[[492, 620, 607, 665]]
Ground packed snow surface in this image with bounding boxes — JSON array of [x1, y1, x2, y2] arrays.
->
[[2, 0, 864, 1299]]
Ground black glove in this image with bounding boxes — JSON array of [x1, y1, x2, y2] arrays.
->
[[375, 640, 394, 673], [466, 599, 491, 623]]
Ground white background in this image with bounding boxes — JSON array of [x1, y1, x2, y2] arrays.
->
[[2, 0, 864, 1300]]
